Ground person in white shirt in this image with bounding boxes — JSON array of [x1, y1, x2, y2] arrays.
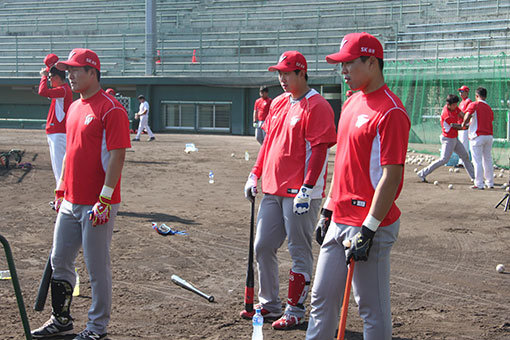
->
[[133, 95, 155, 142]]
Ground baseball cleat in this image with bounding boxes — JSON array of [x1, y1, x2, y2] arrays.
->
[[240, 304, 282, 320], [417, 172, 427, 183], [470, 185, 484, 190], [271, 313, 303, 330], [131, 138, 140, 142], [148, 137, 156, 141], [31, 315, 73, 338], [73, 329, 107, 340]]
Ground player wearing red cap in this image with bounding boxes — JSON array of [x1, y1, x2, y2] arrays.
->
[[306, 33, 410, 340], [457, 85, 472, 167], [38, 54, 73, 185], [240, 51, 337, 330], [416, 94, 474, 182], [462, 86, 495, 189], [253, 85, 272, 145], [31, 48, 131, 340]]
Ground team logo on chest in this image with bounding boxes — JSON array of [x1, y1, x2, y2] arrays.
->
[[355, 114, 370, 128], [84, 114, 95, 125], [290, 116, 301, 126]]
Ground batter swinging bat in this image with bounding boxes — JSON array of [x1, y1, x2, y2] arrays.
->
[[34, 254, 52, 311], [171, 274, 214, 303], [243, 199, 256, 313], [337, 240, 355, 340]]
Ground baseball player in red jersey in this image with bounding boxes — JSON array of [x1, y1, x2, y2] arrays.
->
[[38, 53, 73, 185], [462, 87, 495, 189], [417, 94, 474, 182], [31, 49, 131, 340], [253, 85, 272, 145], [457, 85, 472, 167], [306, 32, 410, 340], [240, 51, 337, 330]]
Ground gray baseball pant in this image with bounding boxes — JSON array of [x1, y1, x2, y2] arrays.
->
[[254, 194, 321, 318], [418, 135, 474, 179], [51, 199, 119, 334], [305, 220, 400, 340]]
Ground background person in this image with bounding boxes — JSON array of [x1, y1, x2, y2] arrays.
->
[[457, 85, 472, 167], [253, 86, 272, 145], [38, 53, 73, 185], [417, 94, 474, 183], [132, 94, 155, 142], [462, 86, 495, 189], [240, 50, 337, 331]]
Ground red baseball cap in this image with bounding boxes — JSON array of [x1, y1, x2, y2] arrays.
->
[[105, 88, 115, 95], [56, 48, 101, 71], [458, 85, 469, 92], [44, 54, 59, 72], [326, 32, 383, 64], [268, 51, 307, 73]]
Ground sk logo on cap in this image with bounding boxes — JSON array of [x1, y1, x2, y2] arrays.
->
[[68, 50, 76, 60], [340, 38, 348, 51], [279, 54, 287, 63]]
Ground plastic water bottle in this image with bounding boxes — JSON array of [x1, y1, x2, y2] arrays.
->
[[251, 308, 263, 340], [73, 268, 80, 297], [0, 270, 11, 280], [245, 151, 250, 161], [208, 170, 214, 184]]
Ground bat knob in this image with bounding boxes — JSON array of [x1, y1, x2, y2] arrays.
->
[[208, 296, 215, 303]]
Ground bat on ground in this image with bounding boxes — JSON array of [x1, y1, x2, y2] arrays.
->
[[337, 241, 355, 340], [171, 274, 214, 303], [34, 254, 52, 311], [244, 199, 256, 313]]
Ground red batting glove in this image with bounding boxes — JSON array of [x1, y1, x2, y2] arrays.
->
[[90, 195, 112, 226], [54, 190, 64, 213]]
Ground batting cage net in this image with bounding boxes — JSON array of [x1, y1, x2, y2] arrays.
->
[[347, 53, 510, 167]]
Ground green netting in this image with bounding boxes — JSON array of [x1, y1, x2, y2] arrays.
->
[[356, 54, 510, 167]]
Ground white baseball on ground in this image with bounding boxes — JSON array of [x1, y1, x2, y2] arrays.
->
[[448, 184, 453, 189], [449, 168, 454, 173], [454, 168, 460, 173], [496, 264, 505, 273], [414, 168, 418, 173], [434, 181, 439, 186]]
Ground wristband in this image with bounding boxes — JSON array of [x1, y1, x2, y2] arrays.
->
[[100, 185, 114, 199], [362, 214, 381, 232], [56, 179, 65, 192]]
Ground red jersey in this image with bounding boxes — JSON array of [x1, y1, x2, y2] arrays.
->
[[38, 76, 73, 134], [331, 84, 410, 227], [465, 100, 493, 139], [64, 90, 131, 205], [254, 89, 336, 199], [458, 97, 472, 113], [254, 97, 272, 121], [441, 105, 462, 138]]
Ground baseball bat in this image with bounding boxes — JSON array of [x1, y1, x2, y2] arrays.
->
[[337, 241, 355, 340], [171, 274, 214, 303], [34, 254, 52, 311], [244, 199, 256, 313]]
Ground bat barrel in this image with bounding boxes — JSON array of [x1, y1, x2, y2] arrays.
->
[[171, 274, 215, 303]]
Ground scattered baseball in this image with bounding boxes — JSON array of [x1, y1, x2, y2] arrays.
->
[[433, 180, 439, 186], [414, 168, 418, 173], [454, 168, 460, 173], [496, 264, 505, 273], [449, 168, 454, 173], [448, 184, 453, 189], [231, 153, 235, 157], [499, 173, 504, 178]]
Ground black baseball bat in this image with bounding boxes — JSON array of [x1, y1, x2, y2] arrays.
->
[[244, 199, 255, 313], [34, 254, 52, 311], [171, 274, 214, 302]]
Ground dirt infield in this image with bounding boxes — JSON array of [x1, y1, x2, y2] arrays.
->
[[0, 129, 509, 340]]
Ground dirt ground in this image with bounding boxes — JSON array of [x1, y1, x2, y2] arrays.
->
[[0, 129, 509, 340]]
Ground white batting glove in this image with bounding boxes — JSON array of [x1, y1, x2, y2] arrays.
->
[[244, 173, 258, 203], [293, 185, 313, 215]]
